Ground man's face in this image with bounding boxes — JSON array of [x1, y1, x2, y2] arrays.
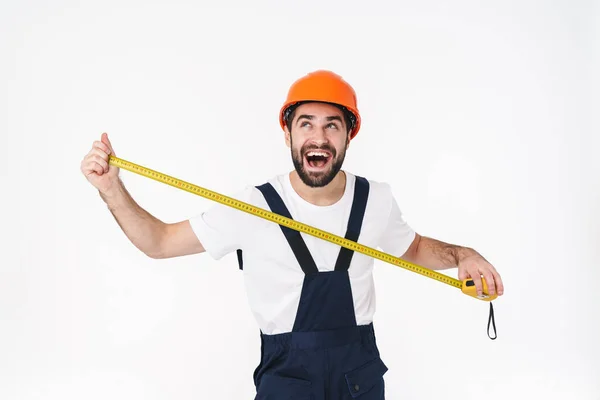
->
[[285, 102, 350, 187]]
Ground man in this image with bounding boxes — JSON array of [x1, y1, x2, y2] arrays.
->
[[81, 70, 503, 399]]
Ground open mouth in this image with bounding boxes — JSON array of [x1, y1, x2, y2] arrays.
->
[[304, 151, 332, 170]]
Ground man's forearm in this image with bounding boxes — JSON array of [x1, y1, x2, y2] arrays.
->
[[412, 235, 479, 270], [404, 233, 503, 295], [100, 179, 167, 258]]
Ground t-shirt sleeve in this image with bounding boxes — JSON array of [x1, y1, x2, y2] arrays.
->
[[188, 185, 257, 260], [377, 193, 416, 258]]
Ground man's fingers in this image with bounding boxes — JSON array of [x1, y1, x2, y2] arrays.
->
[[85, 146, 110, 173], [94, 162, 104, 175], [481, 270, 496, 296], [90, 154, 109, 173], [84, 151, 109, 173], [101, 132, 115, 155], [93, 140, 111, 155], [491, 268, 504, 295], [83, 156, 108, 175], [90, 147, 109, 160], [84, 161, 104, 176], [470, 270, 483, 296], [459, 255, 504, 298]]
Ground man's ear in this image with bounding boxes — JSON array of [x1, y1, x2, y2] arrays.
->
[[284, 126, 291, 148]]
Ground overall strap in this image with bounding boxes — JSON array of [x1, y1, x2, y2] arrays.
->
[[256, 183, 319, 275], [334, 176, 370, 271]]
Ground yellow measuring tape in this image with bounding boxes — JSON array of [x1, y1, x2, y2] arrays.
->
[[108, 155, 497, 302]]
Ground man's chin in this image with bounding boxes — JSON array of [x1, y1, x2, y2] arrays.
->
[[297, 167, 336, 188]]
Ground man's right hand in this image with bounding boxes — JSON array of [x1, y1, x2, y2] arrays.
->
[[80, 131, 206, 258], [81, 132, 120, 195]]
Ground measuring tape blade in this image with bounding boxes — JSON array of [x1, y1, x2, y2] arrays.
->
[[108, 155, 496, 301]]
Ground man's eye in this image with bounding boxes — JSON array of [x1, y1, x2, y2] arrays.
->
[[301, 121, 311, 127], [327, 123, 338, 129]]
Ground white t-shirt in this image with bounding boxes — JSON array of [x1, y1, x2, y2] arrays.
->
[[189, 171, 416, 335]]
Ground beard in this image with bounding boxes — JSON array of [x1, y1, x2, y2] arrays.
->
[[291, 140, 346, 188]]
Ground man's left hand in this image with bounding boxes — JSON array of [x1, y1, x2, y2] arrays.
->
[[458, 254, 504, 297]]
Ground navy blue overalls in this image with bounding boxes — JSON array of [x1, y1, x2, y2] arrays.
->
[[238, 175, 389, 399]]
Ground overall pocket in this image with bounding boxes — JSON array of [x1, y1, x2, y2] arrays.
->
[[344, 357, 388, 399], [256, 374, 313, 400]]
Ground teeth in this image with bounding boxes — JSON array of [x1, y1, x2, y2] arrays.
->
[[307, 151, 329, 157]]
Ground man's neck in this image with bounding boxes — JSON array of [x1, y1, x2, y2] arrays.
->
[[289, 170, 347, 206]]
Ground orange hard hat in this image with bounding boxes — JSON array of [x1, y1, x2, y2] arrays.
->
[[279, 70, 361, 139]]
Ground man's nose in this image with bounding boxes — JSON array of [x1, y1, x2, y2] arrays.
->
[[311, 127, 327, 145]]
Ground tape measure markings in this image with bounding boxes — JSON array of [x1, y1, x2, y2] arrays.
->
[[109, 155, 463, 289]]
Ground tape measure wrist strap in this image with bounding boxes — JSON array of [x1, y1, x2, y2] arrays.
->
[[487, 302, 497, 340]]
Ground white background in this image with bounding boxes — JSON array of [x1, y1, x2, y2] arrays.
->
[[1, 0, 598, 399]]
